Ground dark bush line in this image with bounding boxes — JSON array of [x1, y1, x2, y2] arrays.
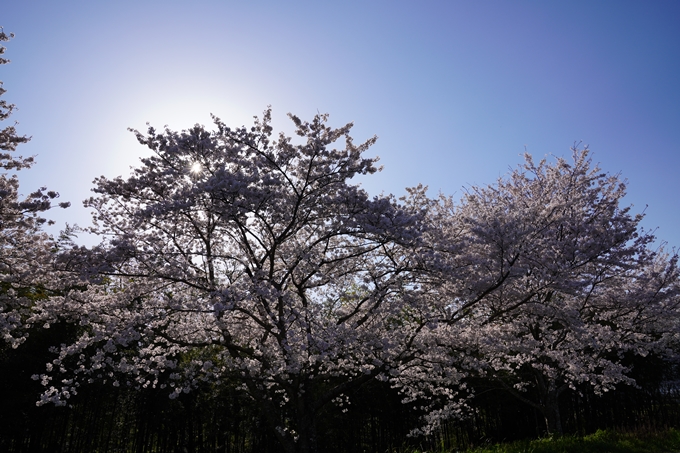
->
[[2, 342, 678, 453]]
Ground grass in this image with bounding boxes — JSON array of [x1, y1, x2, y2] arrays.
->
[[466, 429, 680, 453], [404, 428, 680, 453]]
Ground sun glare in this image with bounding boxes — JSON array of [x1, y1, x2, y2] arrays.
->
[[190, 162, 202, 174]]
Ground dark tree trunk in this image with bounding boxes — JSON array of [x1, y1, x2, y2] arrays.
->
[[497, 372, 567, 437], [533, 372, 566, 436], [295, 410, 319, 453], [541, 394, 563, 436], [246, 379, 318, 453]]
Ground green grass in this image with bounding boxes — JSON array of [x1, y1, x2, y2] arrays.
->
[[468, 429, 680, 453], [405, 428, 680, 453]]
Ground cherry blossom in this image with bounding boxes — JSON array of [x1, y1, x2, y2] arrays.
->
[[423, 148, 680, 434], [0, 28, 70, 349], [42, 110, 434, 453]]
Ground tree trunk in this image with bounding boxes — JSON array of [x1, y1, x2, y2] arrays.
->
[[248, 379, 319, 453], [295, 410, 319, 453], [541, 396, 563, 436], [495, 374, 565, 436], [533, 372, 565, 436]]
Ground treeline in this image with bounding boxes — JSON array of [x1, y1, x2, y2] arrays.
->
[[2, 334, 679, 453]]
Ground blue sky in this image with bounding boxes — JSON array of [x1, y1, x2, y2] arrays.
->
[[3, 0, 680, 247]]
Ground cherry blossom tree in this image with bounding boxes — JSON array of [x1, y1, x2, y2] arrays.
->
[[427, 149, 680, 435], [0, 28, 70, 348], [38, 110, 444, 453]]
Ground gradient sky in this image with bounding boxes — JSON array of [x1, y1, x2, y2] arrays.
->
[[3, 0, 680, 247]]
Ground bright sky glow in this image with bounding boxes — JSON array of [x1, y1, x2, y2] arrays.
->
[[2, 0, 680, 247], [190, 162, 202, 175]]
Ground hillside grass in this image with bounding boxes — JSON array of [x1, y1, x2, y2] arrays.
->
[[406, 428, 680, 453], [463, 429, 680, 453]]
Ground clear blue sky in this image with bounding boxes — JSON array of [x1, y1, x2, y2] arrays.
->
[[3, 0, 680, 247]]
